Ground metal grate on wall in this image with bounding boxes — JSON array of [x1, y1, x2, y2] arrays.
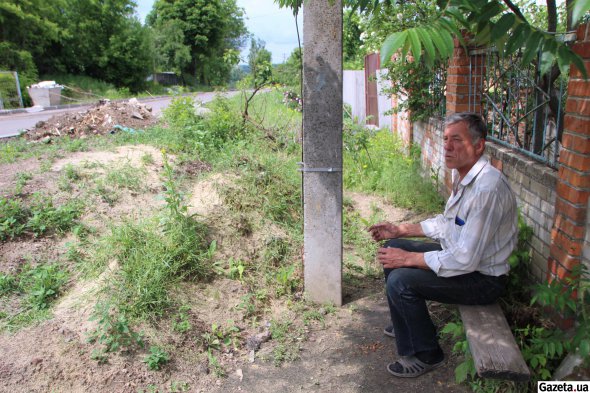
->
[[468, 43, 570, 169]]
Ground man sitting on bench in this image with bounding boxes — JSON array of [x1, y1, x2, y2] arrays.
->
[[368, 112, 518, 378]]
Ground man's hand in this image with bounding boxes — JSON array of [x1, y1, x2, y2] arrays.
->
[[367, 222, 403, 241], [377, 247, 429, 270]]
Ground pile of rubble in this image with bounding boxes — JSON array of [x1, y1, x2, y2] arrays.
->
[[25, 98, 158, 141]]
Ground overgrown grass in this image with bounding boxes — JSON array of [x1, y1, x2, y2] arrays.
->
[[344, 124, 444, 214], [0, 194, 83, 240], [0, 261, 70, 331], [1, 87, 450, 373]]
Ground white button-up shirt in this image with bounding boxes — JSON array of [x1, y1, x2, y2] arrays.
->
[[420, 156, 518, 277]]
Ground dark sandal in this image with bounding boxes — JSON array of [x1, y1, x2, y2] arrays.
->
[[387, 355, 445, 378]]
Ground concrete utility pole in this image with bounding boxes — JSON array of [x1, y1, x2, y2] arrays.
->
[[302, 0, 343, 306]]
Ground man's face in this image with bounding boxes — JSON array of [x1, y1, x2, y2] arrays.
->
[[443, 121, 484, 178]]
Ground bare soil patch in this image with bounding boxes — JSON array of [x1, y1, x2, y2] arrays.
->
[[0, 144, 469, 393]]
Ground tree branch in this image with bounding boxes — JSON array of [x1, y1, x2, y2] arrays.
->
[[500, 0, 528, 24]]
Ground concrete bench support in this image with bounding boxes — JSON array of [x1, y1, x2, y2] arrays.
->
[[458, 303, 531, 382]]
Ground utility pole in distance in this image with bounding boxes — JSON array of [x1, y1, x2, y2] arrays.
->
[[302, 0, 343, 306]]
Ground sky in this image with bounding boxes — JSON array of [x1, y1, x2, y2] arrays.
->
[[134, 0, 303, 64]]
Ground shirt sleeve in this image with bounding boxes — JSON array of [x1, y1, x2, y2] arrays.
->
[[420, 214, 445, 240], [423, 188, 507, 277]]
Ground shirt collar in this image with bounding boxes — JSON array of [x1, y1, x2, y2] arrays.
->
[[459, 155, 488, 188]]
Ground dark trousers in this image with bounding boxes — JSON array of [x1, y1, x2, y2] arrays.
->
[[383, 239, 506, 357]]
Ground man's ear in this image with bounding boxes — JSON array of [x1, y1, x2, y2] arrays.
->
[[475, 138, 485, 155]]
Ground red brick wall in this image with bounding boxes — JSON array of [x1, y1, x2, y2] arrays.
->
[[548, 23, 590, 283], [445, 39, 485, 115]]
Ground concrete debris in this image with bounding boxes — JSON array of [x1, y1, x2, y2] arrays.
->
[[24, 99, 157, 141]]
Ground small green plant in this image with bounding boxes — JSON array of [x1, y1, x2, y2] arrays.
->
[[143, 346, 170, 370], [302, 309, 325, 327], [19, 263, 69, 310], [269, 318, 303, 366], [26, 195, 84, 237], [141, 153, 155, 165], [234, 293, 257, 317], [274, 264, 299, 297], [93, 179, 119, 206], [0, 197, 28, 240], [170, 381, 190, 392], [201, 321, 240, 351], [214, 258, 245, 281], [207, 349, 225, 377], [87, 303, 144, 360], [172, 305, 192, 333], [14, 171, 33, 194], [0, 274, 17, 296], [104, 162, 145, 192]]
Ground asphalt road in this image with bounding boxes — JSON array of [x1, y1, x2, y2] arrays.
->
[[0, 91, 234, 138]]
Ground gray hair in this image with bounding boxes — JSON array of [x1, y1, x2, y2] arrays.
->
[[445, 113, 487, 143]]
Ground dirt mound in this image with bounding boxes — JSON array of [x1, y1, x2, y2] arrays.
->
[[25, 99, 158, 141]]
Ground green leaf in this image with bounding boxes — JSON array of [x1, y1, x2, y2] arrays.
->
[[474, 23, 491, 45], [455, 361, 471, 383], [381, 31, 408, 65], [570, 49, 589, 79], [505, 23, 528, 54], [539, 50, 555, 76], [416, 28, 436, 66], [439, 28, 456, 56], [571, 0, 590, 26], [408, 29, 422, 63], [580, 339, 590, 357], [429, 27, 452, 59], [521, 32, 543, 65], [478, 1, 504, 23], [491, 13, 516, 41]]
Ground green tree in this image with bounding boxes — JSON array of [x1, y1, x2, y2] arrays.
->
[[0, 0, 64, 60], [38, 0, 151, 90], [274, 47, 303, 91], [343, 8, 364, 69], [151, 19, 192, 76], [248, 38, 273, 82], [242, 38, 273, 118], [147, 0, 248, 85]]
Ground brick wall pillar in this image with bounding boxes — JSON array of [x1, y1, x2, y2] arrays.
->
[[548, 24, 590, 289], [446, 38, 485, 115]]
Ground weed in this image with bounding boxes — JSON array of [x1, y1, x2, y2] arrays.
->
[[19, 263, 69, 310], [207, 349, 225, 377], [234, 293, 257, 317], [344, 130, 444, 214], [172, 305, 192, 333], [272, 342, 300, 366], [26, 195, 84, 237], [273, 264, 300, 297], [0, 194, 83, 239], [170, 381, 190, 392], [0, 197, 28, 240], [87, 303, 144, 358], [302, 309, 325, 327], [0, 274, 17, 296], [14, 171, 33, 194], [201, 321, 241, 352], [104, 161, 145, 192], [269, 318, 303, 366], [141, 153, 155, 165], [63, 138, 88, 153], [214, 258, 245, 281], [93, 179, 119, 206], [143, 346, 170, 370], [63, 164, 81, 181]]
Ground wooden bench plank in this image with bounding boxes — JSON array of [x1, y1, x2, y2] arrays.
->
[[458, 303, 531, 382]]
